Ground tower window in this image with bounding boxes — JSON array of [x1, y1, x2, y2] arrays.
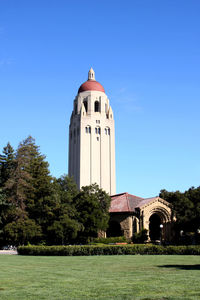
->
[[85, 126, 91, 134], [83, 100, 88, 112], [94, 101, 99, 112], [95, 127, 101, 134], [108, 128, 110, 135], [74, 103, 77, 114], [105, 128, 107, 135]]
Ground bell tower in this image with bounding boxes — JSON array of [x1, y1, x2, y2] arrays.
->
[[68, 68, 116, 195]]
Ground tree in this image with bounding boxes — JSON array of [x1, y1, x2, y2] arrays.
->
[[0, 188, 10, 247], [46, 176, 82, 245], [185, 187, 200, 231], [0, 142, 15, 188], [1, 136, 53, 245], [4, 217, 42, 246], [74, 184, 111, 243], [159, 187, 200, 234], [4, 140, 33, 216]]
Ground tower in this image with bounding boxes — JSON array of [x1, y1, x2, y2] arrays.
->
[[68, 68, 116, 195]]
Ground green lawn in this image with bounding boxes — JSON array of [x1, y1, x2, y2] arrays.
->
[[0, 255, 200, 300]]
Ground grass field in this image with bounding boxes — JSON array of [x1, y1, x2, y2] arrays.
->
[[0, 255, 200, 300]]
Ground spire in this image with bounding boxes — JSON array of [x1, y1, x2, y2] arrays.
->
[[88, 67, 95, 80]]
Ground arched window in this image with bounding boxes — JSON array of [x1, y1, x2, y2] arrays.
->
[[83, 100, 88, 112], [105, 128, 107, 135], [74, 103, 77, 114], [85, 126, 91, 134], [94, 101, 99, 112], [95, 127, 101, 134], [108, 128, 110, 135]]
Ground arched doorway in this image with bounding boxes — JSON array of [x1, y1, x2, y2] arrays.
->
[[107, 220, 122, 237], [149, 213, 161, 241]]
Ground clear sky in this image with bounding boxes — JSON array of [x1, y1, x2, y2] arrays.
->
[[0, 0, 200, 198]]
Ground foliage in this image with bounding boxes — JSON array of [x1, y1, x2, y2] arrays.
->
[[0, 142, 16, 188], [18, 244, 200, 256], [74, 184, 111, 243], [160, 187, 200, 237], [4, 217, 42, 245], [92, 236, 128, 244], [132, 229, 148, 243], [0, 138, 111, 246]]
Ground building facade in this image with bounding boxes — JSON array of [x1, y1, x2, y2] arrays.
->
[[68, 68, 116, 195], [108, 193, 175, 242]]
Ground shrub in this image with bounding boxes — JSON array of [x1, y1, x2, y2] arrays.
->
[[132, 229, 148, 243], [92, 236, 128, 244], [17, 244, 200, 256]]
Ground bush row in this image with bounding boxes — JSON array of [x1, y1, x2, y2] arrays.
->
[[92, 236, 128, 244], [17, 244, 200, 256]]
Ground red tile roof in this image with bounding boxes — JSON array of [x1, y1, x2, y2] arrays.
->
[[109, 193, 144, 213], [109, 194, 169, 213], [136, 197, 158, 208]]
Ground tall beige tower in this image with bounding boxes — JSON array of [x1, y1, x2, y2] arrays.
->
[[68, 68, 116, 195]]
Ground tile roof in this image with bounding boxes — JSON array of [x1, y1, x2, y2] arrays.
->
[[136, 197, 158, 208], [109, 192, 144, 213]]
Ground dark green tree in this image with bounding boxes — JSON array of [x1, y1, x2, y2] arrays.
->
[[46, 176, 82, 245], [4, 217, 42, 246], [0, 188, 10, 247], [2, 136, 52, 245], [185, 187, 200, 231], [0, 142, 16, 188], [74, 184, 111, 243], [159, 187, 200, 241]]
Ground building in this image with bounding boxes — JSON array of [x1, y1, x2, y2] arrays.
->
[[68, 69, 174, 242], [108, 193, 175, 242], [68, 68, 116, 195]]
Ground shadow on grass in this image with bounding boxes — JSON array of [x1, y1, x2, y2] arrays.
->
[[158, 264, 200, 270]]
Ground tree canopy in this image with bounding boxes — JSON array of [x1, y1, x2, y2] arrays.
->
[[0, 137, 111, 246], [159, 186, 200, 233]]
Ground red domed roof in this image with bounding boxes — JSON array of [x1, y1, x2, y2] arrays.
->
[[78, 80, 105, 93]]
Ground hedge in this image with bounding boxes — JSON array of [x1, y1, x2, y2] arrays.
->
[[91, 236, 128, 244], [17, 244, 200, 256]]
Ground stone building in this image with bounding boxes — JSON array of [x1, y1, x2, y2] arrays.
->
[[108, 193, 175, 242]]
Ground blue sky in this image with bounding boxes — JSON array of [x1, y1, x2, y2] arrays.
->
[[0, 0, 200, 197]]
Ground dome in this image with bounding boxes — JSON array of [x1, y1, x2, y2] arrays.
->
[[78, 68, 105, 93], [78, 80, 105, 93]]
